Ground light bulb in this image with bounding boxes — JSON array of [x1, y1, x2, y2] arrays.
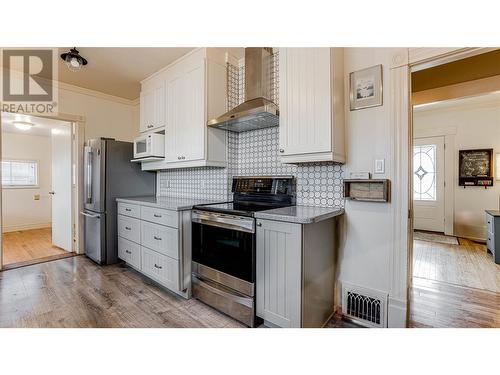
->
[[70, 57, 80, 68]]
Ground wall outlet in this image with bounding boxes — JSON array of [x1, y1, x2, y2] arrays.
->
[[375, 159, 385, 174]]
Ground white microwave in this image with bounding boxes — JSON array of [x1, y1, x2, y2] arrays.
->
[[133, 134, 165, 159]]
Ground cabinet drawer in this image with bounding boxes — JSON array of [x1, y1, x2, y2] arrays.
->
[[117, 215, 141, 244], [141, 206, 178, 228], [487, 233, 495, 252], [118, 202, 141, 219], [486, 214, 494, 234], [118, 237, 141, 269], [141, 221, 179, 259], [141, 247, 180, 290]]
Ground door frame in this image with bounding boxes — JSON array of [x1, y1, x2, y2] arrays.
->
[[0, 112, 86, 271], [388, 47, 498, 327]]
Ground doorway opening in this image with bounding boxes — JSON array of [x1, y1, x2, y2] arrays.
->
[[1, 112, 77, 269], [409, 50, 500, 327]]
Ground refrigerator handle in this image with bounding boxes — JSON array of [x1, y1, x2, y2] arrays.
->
[[80, 211, 101, 219], [84, 146, 93, 204]]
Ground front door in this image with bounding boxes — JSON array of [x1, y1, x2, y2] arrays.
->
[[413, 136, 445, 232]]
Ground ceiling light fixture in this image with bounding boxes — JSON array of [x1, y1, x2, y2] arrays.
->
[[60, 47, 88, 71], [13, 121, 35, 131]]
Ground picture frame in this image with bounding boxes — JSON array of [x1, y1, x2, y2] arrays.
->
[[349, 64, 383, 111]]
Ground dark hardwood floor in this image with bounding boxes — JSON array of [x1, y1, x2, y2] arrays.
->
[[0, 256, 354, 328]]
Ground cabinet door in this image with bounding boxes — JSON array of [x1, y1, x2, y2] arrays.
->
[[181, 59, 205, 162], [164, 57, 206, 163], [140, 79, 166, 133], [256, 219, 302, 328], [139, 89, 153, 133], [152, 82, 166, 129], [165, 70, 182, 162], [279, 48, 332, 157]]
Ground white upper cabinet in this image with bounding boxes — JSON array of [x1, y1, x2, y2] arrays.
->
[[140, 78, 166, 133], [278, 48, 345, 163], [141, 48, 227, 171]]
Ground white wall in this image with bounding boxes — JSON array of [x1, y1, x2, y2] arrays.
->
[[1, 132, 52, 232], [57, 84, 139, 141], [337, 48, 402, 323], [414, 97, 500, 240]]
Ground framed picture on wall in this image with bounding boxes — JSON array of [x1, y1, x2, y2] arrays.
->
[[349, 64, 383, 111]]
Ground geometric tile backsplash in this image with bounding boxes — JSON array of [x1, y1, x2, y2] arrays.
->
[[157, 126, 345, 207], [157, 53, 345, 208]]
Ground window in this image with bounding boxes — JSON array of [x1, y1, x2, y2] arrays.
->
[[413, 145, 436, 201], [2, 159, 38, 188]]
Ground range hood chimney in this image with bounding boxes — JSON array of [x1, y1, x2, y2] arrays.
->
[[207, 47, 279, 132]]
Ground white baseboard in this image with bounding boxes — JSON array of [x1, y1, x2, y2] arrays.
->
[[388, 297, 407, 328], [2, 222, 52, 233]]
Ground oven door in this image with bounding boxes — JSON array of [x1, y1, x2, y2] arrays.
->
[[192, 210, 255, 284]]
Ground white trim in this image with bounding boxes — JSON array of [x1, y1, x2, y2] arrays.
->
[[388, 64, 410, 328], [57, 81, 137, 105], [387, 297, 407, 328], [409, 48, 498, 70], [2, 222, 51, 233]]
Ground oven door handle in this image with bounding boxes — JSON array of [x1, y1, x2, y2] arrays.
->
[[192, 275, 253, 308], [192, 211, 255, 233]]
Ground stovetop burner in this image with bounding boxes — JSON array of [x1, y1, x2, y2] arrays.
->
[[193, 176, 296, 217]]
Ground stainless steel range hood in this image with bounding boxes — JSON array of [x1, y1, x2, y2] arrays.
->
[[207, 48, 279, 132]]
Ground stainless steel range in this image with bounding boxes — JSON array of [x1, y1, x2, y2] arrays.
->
[[191, 176, 295, 327]]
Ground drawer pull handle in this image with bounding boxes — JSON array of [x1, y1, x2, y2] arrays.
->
[[125, 250, 131, 254], [125, 226, 131, 230], [256, 222, 262, 227], [154, 263, 162, 269], [153, 214, 162, 218], [125, 208, 132, 212], [154, 236, 162, 241]]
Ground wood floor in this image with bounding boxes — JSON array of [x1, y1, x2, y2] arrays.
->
[[410, 277, 500, 328], [413, 237, 500, 293], [2, 228, 69, 267], [0, 256, 353, 328]]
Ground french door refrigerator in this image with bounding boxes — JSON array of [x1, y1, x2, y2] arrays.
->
[[82, 138, 155, 265]]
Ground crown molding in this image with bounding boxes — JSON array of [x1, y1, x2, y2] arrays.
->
[[57, 81, 137, 106]]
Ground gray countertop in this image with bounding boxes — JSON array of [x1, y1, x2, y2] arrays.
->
[[486, 210, 500, 217], [116, 196, 222, 211], [255, 205, 344, 224]]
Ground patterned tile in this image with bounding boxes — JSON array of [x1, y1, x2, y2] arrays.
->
[[157, 51, 345, 208]]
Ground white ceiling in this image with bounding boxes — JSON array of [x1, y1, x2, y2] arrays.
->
[[1, 113, 71, 137], [56, 47, 195, 100]]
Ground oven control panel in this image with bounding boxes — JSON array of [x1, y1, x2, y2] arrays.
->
[[232, 176, 295, 195]]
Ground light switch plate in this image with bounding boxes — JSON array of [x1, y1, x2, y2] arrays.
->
[[375, 159, 385, 174]]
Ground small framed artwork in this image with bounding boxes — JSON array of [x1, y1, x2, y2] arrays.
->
[[350, 64, 383, 111]]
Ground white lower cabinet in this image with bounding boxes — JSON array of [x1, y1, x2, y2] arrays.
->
[[117, 202, 190, 297], [117, 237, 141, 270], [256, 219, 302, 328], [141, 246, 180, 291], [256, 217, 337, 328], [141, 221, 179, 259]]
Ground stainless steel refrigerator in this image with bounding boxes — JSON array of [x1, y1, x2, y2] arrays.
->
[[82, 138, 155, 265]]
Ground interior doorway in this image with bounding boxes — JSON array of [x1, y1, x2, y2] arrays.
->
[[409, 50, 500, 328], [1, 112, 76, 269]]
